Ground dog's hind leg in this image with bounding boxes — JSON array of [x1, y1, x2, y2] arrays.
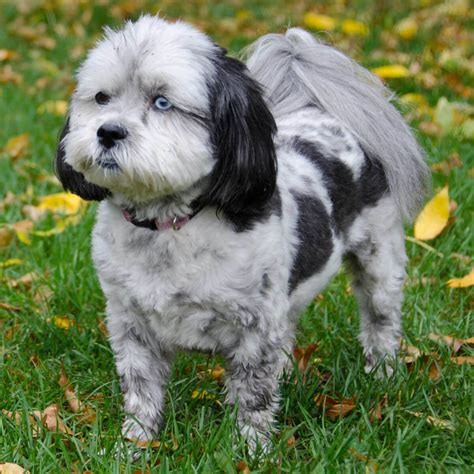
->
[[346, 198, 407, 376]]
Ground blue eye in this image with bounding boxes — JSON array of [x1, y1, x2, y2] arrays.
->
[[153, 95, 172, 111]]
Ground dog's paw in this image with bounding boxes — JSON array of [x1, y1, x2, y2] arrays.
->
[[364, 353, 395, 378], [122, 417, 155, 441]]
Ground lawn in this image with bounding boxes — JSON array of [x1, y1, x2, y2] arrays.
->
[[0, 0, 473, 472]]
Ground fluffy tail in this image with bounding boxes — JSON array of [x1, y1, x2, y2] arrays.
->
[[244, 28, 430, 222]]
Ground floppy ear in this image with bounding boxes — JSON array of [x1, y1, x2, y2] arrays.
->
[[54, 118, 110, 201], [201, 53, 277, 219]]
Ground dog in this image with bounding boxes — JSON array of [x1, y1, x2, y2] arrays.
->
[[55, 15, 429, 450]]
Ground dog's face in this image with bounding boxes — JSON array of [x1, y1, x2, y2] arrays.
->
[[56, 15, 277, 215]]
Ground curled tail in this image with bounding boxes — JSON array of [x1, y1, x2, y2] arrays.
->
[[244, 28, 430, 222]]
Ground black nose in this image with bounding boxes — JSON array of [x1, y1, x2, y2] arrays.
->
[[97, 123, 128, 149]]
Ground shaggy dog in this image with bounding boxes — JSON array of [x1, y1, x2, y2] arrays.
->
[[55, 15, 429, 450]]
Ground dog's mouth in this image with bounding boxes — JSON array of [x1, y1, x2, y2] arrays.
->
[[96, 152, 121, 171]]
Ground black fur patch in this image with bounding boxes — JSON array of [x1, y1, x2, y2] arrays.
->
[[196, 51, 278, 232], [291, 137, 356, 232], [54, 118, 110, 201], [289, 193, 334, 292], [291, 137, 389, 232]]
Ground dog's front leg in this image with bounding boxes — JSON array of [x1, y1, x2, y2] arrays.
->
[[225, 341, 285, 453], [106, 301, 173, 441]]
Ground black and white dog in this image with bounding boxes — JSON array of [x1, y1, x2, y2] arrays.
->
[[55, 15, 429, 449]]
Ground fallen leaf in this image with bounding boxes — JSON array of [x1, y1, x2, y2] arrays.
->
[[303, 13, 336, 31], [286, 434, 296, 448], [341, 19, 368, 36], [191, 389, 216, 400], [293, 342, 319, 376], [0, 228, 14, 248], [35, 404, 73, 435], [22, 205, 47, 221], [431, 152, 462, 175], [97, 318, 109, 337], [126, 438, 162, 449], [48, 315, 75, 330], [0, 259, 23, 268], [37, 192, 84, 215], [37, 100, 68, 116], [3, 404, 72, 436], [395, 17, 418, 40], [0, 49, 18, 61], [414, 186, 449, 240], [400, 340, 422, 362], [236, 461, 250, 473], [12, 220, 34, 245], [428, 333, 471, 353], [447, 268, 474, 288], [407, 411, 455, 431], [0, 65, 22, 85], [7, 271, 39, 290], [59, 369, 96, 423], [369, 393, 388, 423], [314, 393, 356, 419], [0, 302, 21, 312], [451, 356, 474, 365], [34, 285, 54, 310], [371, 65, 410, 79], [0, 463, 29, 474], [2, 134, 29, 160]]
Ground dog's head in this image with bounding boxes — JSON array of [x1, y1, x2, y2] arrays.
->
[[56, 15, 276, 217]]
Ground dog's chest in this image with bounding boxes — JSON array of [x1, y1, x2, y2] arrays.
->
[[93, 217, 275, 351]]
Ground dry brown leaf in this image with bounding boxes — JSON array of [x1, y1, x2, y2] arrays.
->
[[236, 461, 250, 473], [7, 272, 39, 290], [0, 191, 16, 212], [34, 404, 73, 435], [314, 393, 357, 419], [97, 318, 109, 337], [3, 404, 72, 436], [0, 49, 18, 61], [428, 333, 473, 353], [451, 356, 474, 365], [369, 393, 388, 423], [293, 342, 319, 374], [400, 340, 422, 363], [431, 152, 462, 175], [0, 302, 21, 312], [0, 463, 29, 474], [0, 65, 22, 85], [0, 227, 14, 248], [286, 434, 296, 448], [59, 369, 96, 423], [407, 411, 455, 431]]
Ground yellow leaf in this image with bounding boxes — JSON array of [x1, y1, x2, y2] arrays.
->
[[447, 268, 474, 288], [0, 258, 23, 268], [2, 133, 29, 160], [191, 389, 216, 400], [407, 411, 455, 431], [37, 192, 84, 215], [414, 186, 449, 240], [303, 13, 336, 31], [48, 315, 75, 330], [37, 100, 68, 116], [15, 230, 31, 245], [371, 65, 410, 79], [395, 17, 418, 40], [341, 19, 368, 36]]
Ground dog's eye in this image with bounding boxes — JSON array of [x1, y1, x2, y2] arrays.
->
[[95, 92, 111, 105], [153, 95, 172, 111]]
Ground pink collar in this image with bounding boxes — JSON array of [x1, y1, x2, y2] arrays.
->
[[122, 209, 192, 231]]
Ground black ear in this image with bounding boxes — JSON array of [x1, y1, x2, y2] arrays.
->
[[54, 118, 110, 201], [200, 53, 277, 222]]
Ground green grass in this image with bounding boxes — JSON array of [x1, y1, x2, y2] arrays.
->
[[1, 1, 473, 472]]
